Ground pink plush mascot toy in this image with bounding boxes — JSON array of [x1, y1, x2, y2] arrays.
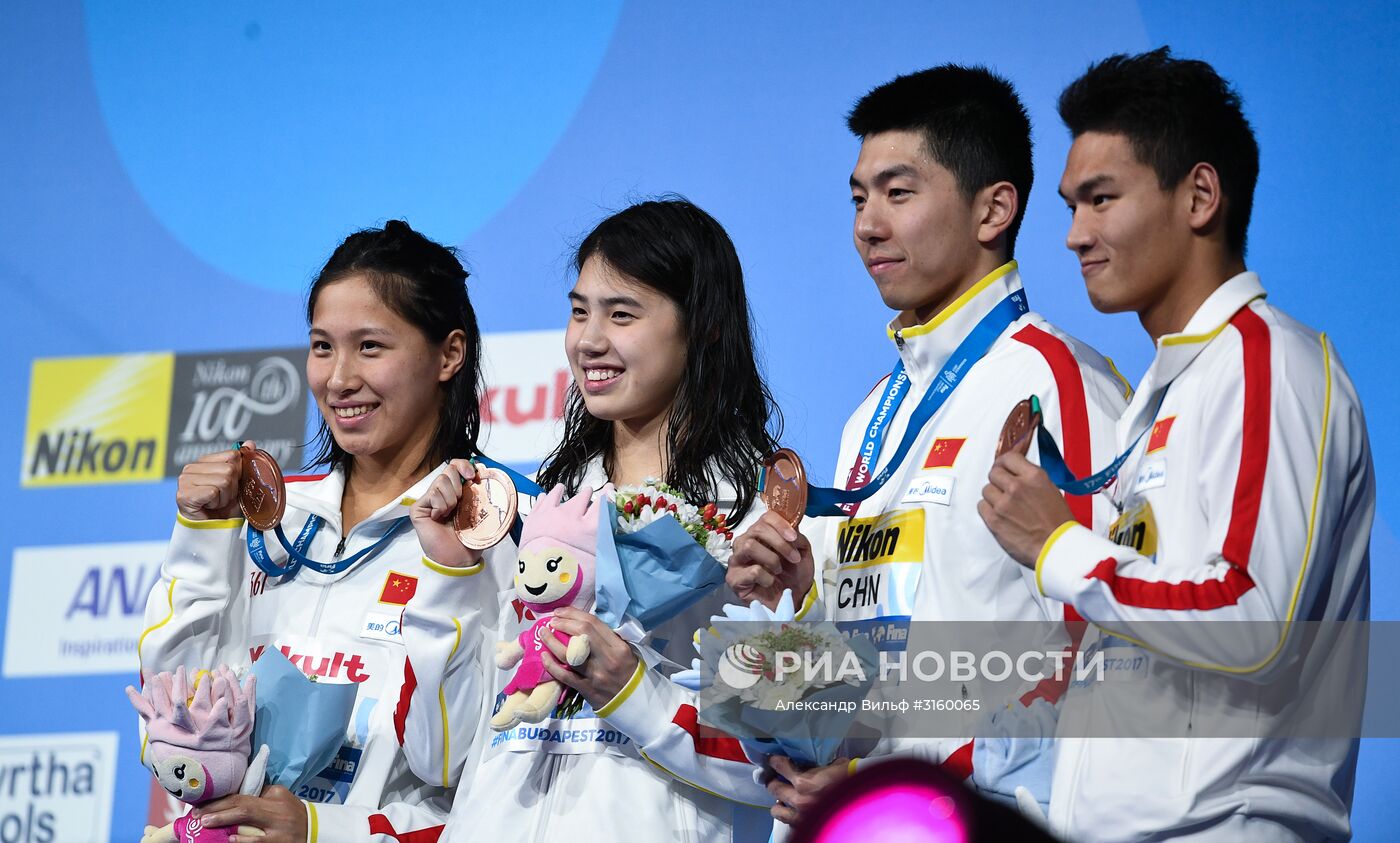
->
[[491, 483, 609, 730], [128, 666, 267, 842]]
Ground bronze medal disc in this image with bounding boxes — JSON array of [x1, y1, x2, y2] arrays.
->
[[239, 445, 286, 532], [995, 399, 1042, 459], [761, 448, 808, 528], [454, 466, 519, 551]]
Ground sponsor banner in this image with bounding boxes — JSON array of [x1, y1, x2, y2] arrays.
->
[[0, 731, 119, 843], [477, 330, 569, 465], [165, 348, 307, 475], [21, 348, 307, 488], [3, 542, 165, 678], [22, 353, 175, 487]]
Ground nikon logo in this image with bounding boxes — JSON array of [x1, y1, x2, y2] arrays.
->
[[27, 429, 158, 478], [21, 353, 173, 487]]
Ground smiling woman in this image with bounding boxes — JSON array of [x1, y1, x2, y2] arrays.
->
[[400, 198, 787, 842], [136, 220, 507, 842]]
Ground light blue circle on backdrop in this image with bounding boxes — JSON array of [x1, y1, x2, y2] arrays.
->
[[83, 2, 623, 292]]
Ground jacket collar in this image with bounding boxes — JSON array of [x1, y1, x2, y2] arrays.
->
[[1122, 271, 1267, 435], [286, 462, 446, 533], [885, 261, 1023, 386]]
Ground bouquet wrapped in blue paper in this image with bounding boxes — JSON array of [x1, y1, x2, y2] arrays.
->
[[592, 481, 730, 630], [248, 646, 359, 793]]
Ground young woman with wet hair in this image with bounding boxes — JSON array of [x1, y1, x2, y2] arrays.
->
[[138, 220, 505, 842], [403, 198, 786, 841]]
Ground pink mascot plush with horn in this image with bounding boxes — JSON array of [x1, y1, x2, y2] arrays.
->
[[128, 666, 267, 842], [491, 483, 609, 730]]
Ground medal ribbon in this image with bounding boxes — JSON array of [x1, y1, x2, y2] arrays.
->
[[802, 290, 1029, 517], [246, 516, 410, 578], [1032, 387, 1169, 496]]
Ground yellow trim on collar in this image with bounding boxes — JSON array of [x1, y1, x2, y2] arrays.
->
[[175, 512, 245, 530], [1159, 294, 1265, 347], [422, 556, 484, 577], [1035, 521, 1079, 596], [794, 585, 819, 620], [399, 496, 417, 507], [595, 656, 646, 718], [306, 801, 319, 842], [848, 757, 861, 776], [886, 261, 1018, 340]]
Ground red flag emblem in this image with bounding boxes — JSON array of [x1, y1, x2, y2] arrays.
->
[[923, 437, 966, 469], [1147, 416, 1176, 454], [379, 572, 419, 605]]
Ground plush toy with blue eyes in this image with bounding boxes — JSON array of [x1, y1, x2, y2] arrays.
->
[[128, 665, 269, 842], [490, 483, 610, 731]]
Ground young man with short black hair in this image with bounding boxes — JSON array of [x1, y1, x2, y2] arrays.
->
[[981, 47, 1373, 841], [728, 64, 1129, 827]]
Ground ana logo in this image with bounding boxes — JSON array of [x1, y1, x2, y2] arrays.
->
[[716, 643, 766, 690], [23, 353, 175, 487], [6, 542, 168, 678]]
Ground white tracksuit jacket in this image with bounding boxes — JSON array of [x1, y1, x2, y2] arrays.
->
[[799, 261, 1129, 778], [401, 461, 776, 842], [138, 464, 505, 843], [1036, 272, 1373, 842]]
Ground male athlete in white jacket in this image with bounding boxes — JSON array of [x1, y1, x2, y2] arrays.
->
[[725, 65, 1128, 827], [981, 48, 1373, 841]]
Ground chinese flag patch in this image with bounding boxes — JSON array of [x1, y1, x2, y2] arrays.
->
[[379, 572, 419, 605], [923, 437, 966, 469], [1147, 416, 1176, 453]]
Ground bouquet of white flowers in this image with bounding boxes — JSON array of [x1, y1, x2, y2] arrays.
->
[[592, 481, 732, 630], [684, 590, 878, 767]]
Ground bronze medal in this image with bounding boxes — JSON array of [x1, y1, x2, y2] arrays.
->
[[454, 466, 519, 550], [761, 448, 808, 528], [995, 398, 1042, 459], [238, 445, 286, 532]]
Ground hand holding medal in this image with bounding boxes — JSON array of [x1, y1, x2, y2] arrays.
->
[[729, 448, 816, 611], [995, 396, 1043, 459], [409, 458, 518, 567]]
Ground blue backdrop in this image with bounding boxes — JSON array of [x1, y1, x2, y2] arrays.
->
[[2, 2, 1395, 839]]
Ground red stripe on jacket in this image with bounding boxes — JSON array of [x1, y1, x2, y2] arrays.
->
[[368, 814, 443, 843], [1083, 307, 1270, 610], [394, 658, 417, 746], [672, 704, 751, 763], [1012, 325, 1094, 647]]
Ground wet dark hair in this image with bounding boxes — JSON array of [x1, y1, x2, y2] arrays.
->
[[536, 198, 782, 523], [303, 220, 483, 474], [847, 64, 1034, 256], [1058, 46, 1260, 255]]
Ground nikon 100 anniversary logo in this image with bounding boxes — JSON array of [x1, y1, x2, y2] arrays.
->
[[22, 348, 306, 487]]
